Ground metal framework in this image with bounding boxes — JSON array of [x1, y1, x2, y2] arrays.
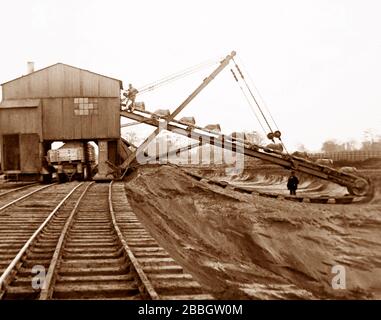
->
[[119, 51, 237, 175], [118, 50, 372, 198], [120, 110, 372, 197]]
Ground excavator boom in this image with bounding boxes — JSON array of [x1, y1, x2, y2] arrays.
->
[[120, 110, 372, 198]]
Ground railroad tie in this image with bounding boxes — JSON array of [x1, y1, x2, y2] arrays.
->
[[112, 182, 214, 300]]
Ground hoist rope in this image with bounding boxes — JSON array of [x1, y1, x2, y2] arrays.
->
[[230, 68, 267, 136], [231, 57, 292, 157], [232, 58, 274, 134], [236, 56, 282, 132], [132, 58, 219, 95]]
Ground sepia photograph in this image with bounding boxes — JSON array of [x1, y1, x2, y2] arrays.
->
[[0, 0, 380, 316]]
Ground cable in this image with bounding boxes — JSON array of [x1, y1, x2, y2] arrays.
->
[[236, 56, 281, 132], [138, 66, 212, 94], [139, 59, 214, 90], [232, 58, 274, 135], [131, 58, 220, 95], [232, 57, 292, 156], [230, 68, 267, 136]]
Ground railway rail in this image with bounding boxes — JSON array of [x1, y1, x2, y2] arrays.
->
[[0, 183, 51, 210], [183, 170, 363, 204], [111, 182, 214, 299], [0, 183, 38, 198], [0, 183, 82, 276], [0, 182, 213, 300]]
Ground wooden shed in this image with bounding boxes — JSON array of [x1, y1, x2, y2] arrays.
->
[[0, 99, 42, 175], [0, 63, 123, 180]]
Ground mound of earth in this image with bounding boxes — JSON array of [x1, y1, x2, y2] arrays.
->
[[124, 164, 381, 299]]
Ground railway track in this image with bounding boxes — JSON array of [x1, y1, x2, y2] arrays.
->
[[112, 182, 214, 300], [0, 183, 81, 276], [0, 183, 38, 197], [0, 182, 213, 300], [183, 170, 364, 204], [0, 183, 49, 209]]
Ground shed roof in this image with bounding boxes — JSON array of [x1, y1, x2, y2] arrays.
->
[[0, 99, 41, 109], [1, 63, 123, 89]]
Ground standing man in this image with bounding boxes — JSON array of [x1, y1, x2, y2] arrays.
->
[[123, 83, 139, 112], [287, 170, 299, 195]]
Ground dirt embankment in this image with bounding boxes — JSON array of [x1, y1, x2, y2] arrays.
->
[[124, 164, 381, 299]]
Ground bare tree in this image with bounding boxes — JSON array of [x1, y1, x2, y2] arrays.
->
[[363, 128, 376, 144], [361, 133, 381, 151], [321, 140, 343, 153], [345, 139, 358, 151]]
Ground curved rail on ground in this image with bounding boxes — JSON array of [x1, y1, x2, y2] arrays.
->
[[0, 181, 213, 300], [0, 184, 56, 213], [38, 182, 158, 300], [120, 110, 373, 199], [38, 182, 93, 299], [183, 169, 367, 205], [0, 183, 39, 198], [0, 183, 84, 292], [108, 181, 159, 300]]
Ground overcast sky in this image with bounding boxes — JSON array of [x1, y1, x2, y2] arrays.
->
[[0, 0, 380, 151]]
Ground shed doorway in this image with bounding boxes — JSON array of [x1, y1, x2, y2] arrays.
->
[[3, 134, 20, 171]]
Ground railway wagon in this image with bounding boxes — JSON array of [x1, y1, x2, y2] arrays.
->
[[47, 142, 96, 182]]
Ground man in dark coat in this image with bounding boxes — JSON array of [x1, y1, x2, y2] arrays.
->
[[287, 170, 299, 195], [123, 83, 139, 112]]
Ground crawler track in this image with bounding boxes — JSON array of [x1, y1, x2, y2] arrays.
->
[[0, 182, 213, 300]]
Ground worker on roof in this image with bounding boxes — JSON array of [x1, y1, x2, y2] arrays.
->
[[287, 170, 299, 196], [123, 83, 139, 112]]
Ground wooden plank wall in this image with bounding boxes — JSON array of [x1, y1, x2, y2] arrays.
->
[[20, 134, 40, 173], [2, 64, 121, 99], [1, 63, 121, 141], [0, 107, 41, 136], [42, 98, 120, 140]]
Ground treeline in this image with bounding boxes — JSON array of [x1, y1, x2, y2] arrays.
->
[[321, 134, 381, 153]]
